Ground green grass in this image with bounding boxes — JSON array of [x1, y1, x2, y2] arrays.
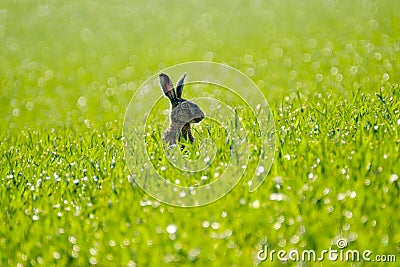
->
[[1, 0, 400, 266]]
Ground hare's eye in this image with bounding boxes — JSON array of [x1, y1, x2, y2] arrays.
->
[[181, 102, 188, 109]]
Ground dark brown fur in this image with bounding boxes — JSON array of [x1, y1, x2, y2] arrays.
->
[[159, 73, 204, 146]]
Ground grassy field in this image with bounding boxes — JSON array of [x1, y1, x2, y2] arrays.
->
[[1, 0, 399, 266]]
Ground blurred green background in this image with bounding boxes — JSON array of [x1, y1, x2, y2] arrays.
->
[[1, 0, 399, 266], [2, 0, 398, 130]]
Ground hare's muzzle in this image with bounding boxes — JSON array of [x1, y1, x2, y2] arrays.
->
[[191, 110, 205, 123], [192, 115, 205, 123]]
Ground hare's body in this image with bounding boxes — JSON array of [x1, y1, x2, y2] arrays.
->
[[159, 73, 204, 146], [181, 124, 194, 143], [162, 123, 193, 145]]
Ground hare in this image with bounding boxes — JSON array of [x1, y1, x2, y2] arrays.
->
[[159, 73, 205, 146]]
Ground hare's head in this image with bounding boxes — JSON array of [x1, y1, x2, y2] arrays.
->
[[159, 73, 205, 125]]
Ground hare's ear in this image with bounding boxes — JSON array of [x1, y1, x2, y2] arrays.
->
[[176, 73, 187, 99], [159, 73, 177, 103]]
